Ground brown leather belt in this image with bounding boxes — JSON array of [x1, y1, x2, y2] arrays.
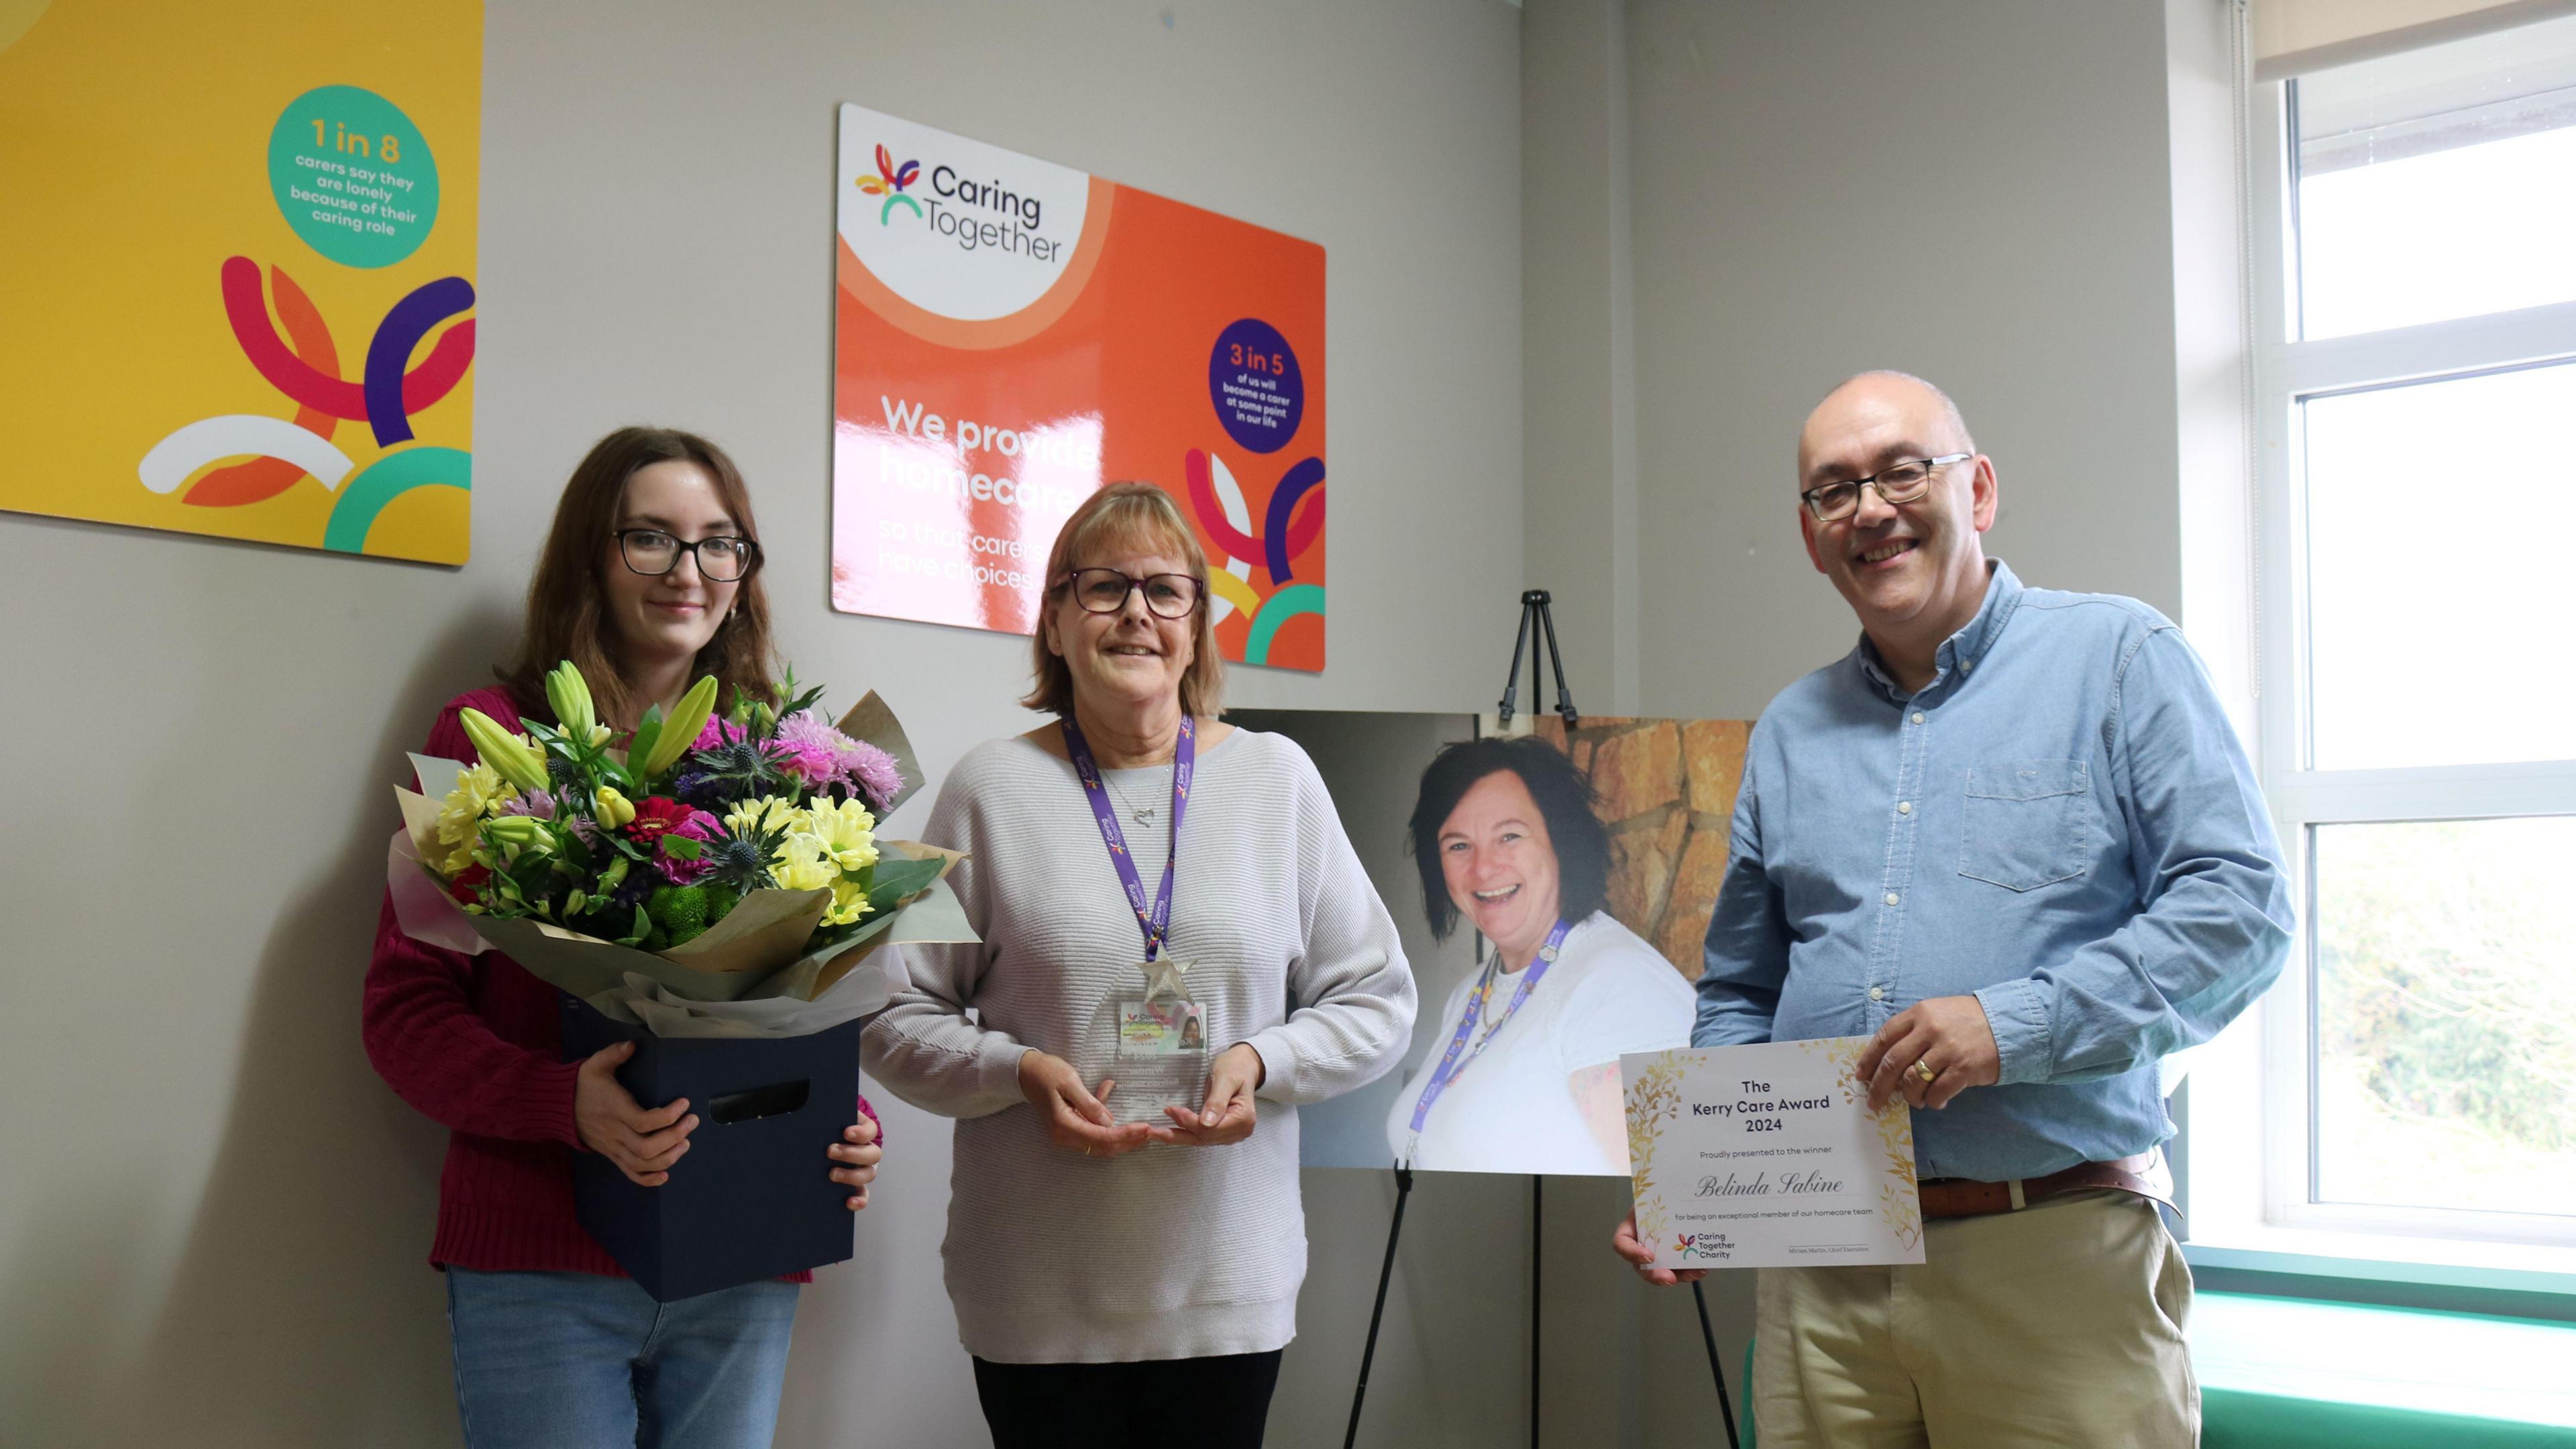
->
[[1918, 1150, 2174, 1220]]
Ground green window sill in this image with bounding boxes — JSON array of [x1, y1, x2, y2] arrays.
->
[[2194, 1291, 2576, 1446]]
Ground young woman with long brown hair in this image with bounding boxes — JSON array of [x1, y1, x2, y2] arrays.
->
[[362, 427, 879, 1448]]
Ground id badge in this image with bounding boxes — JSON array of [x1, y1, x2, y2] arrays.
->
[[1110, 993, 1210, 1125]]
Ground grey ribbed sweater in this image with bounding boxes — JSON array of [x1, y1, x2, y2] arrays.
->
[[862, 727, 1417, 1362]]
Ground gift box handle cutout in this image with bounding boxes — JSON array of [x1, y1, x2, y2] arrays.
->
[[708, 1079, 811, 1125]]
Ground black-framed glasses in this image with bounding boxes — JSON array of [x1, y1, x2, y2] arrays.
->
[[1056, 567, 1202, 619], [1800, 453, 1972, 523], [616, 529, 761, 581]]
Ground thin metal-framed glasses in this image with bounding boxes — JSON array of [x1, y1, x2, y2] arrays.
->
[[1800, 453, 1972, 523], [1057, 567, 1202, 619], [616, 529, 761, 582]]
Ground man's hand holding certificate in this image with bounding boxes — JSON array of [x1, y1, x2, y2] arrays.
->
[[1619, 1038, 1923, 1271]]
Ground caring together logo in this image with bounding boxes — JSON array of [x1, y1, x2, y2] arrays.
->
[[1673, 1232, 1733, 1262], [856, 144, 921, 223], [856, 140, 1061, 261]]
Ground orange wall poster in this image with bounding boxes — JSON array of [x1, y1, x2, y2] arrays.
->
[[833, 104, 1326, 671], [0, 0, 480, 564]]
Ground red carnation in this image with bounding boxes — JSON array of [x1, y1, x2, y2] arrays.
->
[[447, 863, 492, 904], [624, 795, 694, 844]]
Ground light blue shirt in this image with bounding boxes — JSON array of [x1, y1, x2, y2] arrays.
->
[[1696, 561, 2293, 1181]]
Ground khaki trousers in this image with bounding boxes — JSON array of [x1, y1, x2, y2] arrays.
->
[[1750, 1191, 2196, 1449]]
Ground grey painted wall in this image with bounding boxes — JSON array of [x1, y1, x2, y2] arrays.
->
[[0, 1, 1526, 1444], [1623, 0, 2190, 723]]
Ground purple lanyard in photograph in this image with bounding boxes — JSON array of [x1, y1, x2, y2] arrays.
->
[[1407, 916, 1572, 1145], [1060, 714, 1194, 962]]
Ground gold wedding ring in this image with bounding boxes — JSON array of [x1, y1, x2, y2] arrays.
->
[[1913, 1059, 1938, 1084]]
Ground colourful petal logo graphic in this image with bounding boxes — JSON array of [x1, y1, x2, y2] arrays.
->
[[138, 255, 475, 553], [1183, 446, 1325, 666], [855, 142, 923, 223]]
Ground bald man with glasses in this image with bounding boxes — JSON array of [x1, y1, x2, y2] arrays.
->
[[1613, 372, 2294, 1447]]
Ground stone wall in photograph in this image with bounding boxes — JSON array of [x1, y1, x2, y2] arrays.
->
[[1529, 714, 1751, 978]]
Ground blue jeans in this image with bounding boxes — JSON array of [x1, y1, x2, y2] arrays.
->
[[445, 1269, 799, 1448]]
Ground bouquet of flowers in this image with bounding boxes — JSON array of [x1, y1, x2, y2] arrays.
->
[[387, 661, 971, 1034]]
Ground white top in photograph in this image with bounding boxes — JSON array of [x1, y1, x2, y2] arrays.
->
[[1385, 911, 1695, 1176]]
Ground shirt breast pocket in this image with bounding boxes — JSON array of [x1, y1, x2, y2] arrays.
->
[[1958, 759, 2094, 892]]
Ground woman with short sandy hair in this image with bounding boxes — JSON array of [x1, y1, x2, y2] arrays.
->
[[866, 482, 1416, 1448]]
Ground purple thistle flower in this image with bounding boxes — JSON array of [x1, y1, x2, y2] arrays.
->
[[673, 769, 728, 810], [610, 858, 663, 909]]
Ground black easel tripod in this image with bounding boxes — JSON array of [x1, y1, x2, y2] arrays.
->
[[1342, 590, 1740, 1449], [1497, 588, 1580, 731]]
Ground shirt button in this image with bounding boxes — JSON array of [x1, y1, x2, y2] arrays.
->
[[1962, 659, 1974, 672], [1897, 801, 1913, 815], [1910, 712, 1925, 724], [1869, 985, 1886, 1002], [1884, 892, 1900, 906]]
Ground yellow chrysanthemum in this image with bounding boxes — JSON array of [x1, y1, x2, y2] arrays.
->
[[822, 875, 873, 928], [802, 796, 881, 873], [723, 795, 800, 838], [431, 763, 508, 874], [771, 833, 839, 894]]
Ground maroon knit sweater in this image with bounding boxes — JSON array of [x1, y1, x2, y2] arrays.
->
[[363, 686, 855, 1277]]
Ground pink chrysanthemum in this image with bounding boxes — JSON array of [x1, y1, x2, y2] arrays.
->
[[771, 711, 851, 790], [500, 787, 557, 818], [841, 741, 904, 812], [771, 711, 906, 808], [691, 715, 749, 752]]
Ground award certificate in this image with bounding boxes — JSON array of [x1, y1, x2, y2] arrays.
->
[[1621, 1038, 1924, 1270]]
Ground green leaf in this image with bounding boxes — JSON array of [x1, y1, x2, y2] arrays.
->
[[863, 855, 945, 912], [629, 709, 664, 782], [661, 836, 703, 861], [509, 855, 554, 899]]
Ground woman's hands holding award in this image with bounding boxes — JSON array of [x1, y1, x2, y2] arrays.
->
[[1020, 1048, 1153, 1159], [1148, 1042, 1265, 1148]]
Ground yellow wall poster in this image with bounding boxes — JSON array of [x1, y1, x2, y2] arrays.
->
[[0, 1, 482, 564]]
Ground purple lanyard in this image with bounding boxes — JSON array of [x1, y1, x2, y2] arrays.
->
[[1061, 715, 1194, 962], [1408, 917, 1572, 1137]]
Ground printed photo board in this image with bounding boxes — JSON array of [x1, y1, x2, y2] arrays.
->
[[1235, 710, 1752, 1176]]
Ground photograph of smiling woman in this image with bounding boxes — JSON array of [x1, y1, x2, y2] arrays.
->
[[1385, 737, 1695, 1175]]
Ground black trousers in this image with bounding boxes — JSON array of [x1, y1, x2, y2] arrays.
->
[[971, 1350, 1285, 1449]]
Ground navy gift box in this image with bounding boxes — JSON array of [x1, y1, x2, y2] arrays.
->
[[559, 993, 860, 1302]]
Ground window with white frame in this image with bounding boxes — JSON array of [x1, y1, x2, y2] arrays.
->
[[2240, 11, 2576, 1258]]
